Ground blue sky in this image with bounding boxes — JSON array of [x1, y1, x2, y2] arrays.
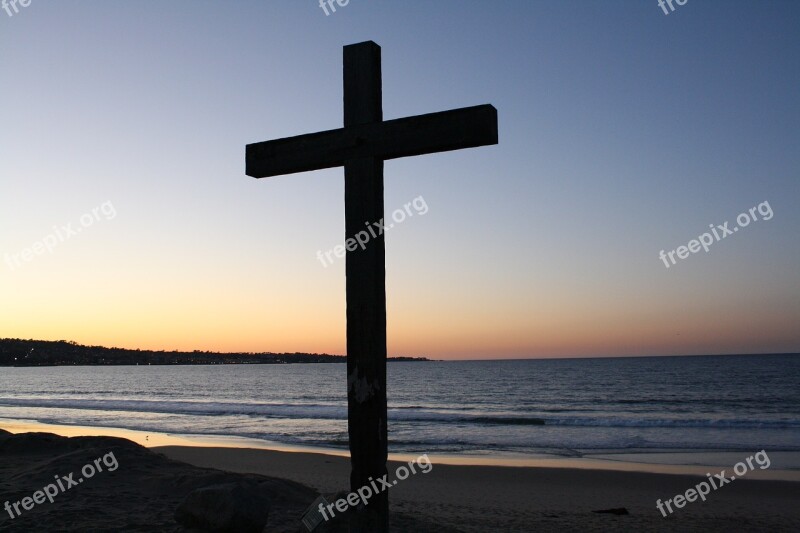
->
[[1, 1, 798, 358]]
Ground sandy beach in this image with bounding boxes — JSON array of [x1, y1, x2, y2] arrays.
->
[[2, 426, 799, 532], [161, 446, 800, 532]]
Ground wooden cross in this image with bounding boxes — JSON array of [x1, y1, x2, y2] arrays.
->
[[246, 41, 497, 531]]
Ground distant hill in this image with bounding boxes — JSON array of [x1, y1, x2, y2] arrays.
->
[[0, 339, 429, 366]]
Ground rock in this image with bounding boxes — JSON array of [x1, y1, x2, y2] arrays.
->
[[591, 507, 629, 515], [0, 431, 70, 454], [175, 481, 271, 532]]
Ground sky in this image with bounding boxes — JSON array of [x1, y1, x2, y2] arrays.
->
[[1, 1, 798, 360]]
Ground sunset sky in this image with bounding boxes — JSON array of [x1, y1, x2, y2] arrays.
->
[[1, 1, 798, 359]]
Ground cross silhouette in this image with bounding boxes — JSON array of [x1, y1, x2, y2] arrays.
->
[[246, 41, 498, 531]]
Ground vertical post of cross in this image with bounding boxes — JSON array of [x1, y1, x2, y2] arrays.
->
[[343, 41, 389, 532], [246, 38, 498, 531]]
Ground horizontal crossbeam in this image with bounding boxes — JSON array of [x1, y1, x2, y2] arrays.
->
[[246, 104, 498, 178]]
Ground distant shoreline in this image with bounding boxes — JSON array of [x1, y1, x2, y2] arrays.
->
[[0, 338, 430, 366]]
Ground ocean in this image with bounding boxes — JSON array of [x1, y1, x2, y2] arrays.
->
[[1, 354, 798, 457]]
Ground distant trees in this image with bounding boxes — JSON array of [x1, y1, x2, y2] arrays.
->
[[0, 338, 428, 366]]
